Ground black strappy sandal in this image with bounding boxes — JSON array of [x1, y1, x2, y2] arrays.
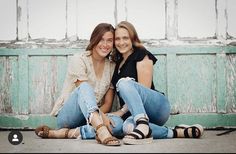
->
[[173, 124, 204, 138], [123, 119, 153, 145]]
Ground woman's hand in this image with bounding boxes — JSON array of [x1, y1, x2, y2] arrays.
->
[[110, 110, 125, 117], [100, 112, 115, 133]]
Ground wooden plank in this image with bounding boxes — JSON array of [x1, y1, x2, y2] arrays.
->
[[226, 54, 236, 113], [165, 0, 178, 40], [28, 55, 68, 114], [217, 53, 227, 113], [1, 113, 236, 129], [148, 46, 224, 54], [174, 54, 217, 113], [0, 114, 57, 129], [153, 54, 167, 94], [166, 113, 236, 128], [9, 56, 19, 114], [1, 47, 236, 129], [0, 48, 81, 56], [0, 56, 19, 114], [167, 53, 177, 113], [18, 55, 29, 114]]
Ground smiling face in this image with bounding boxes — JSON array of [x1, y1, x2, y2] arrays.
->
[[115, 27, 133, 56], [94, 31, 114, 58]]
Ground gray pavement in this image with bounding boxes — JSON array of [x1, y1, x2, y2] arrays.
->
[[0, 130, 236, 153]]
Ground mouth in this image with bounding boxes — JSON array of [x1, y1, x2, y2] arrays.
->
[[100, 48, 110, 54]]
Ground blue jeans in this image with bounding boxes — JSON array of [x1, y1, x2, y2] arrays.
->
[[57, 82, 124, 139], [116, 78, 173, 139]]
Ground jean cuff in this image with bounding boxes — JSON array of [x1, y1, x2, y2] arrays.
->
[[80, 124, 95, 140], [167, 128, 174, 138], [134, 113, 149, 123]]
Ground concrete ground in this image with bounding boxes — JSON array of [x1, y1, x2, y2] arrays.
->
[[0, 130, 236, 153]]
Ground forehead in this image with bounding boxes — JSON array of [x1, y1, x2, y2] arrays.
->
[[115, 28, 129, 36], [102, 31, 114, 38]]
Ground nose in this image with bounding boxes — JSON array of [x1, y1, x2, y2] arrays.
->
[[103, 40, 108, 46], [116, 39, 123, 46], [101, 40, 111, 46]]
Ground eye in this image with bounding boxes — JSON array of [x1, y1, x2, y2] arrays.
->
[[115, 37, 120, 41], [123, 36, 130, 40], [107, 39, 113, 44]]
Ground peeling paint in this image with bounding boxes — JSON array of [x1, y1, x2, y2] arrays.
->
[[0, 57, 14, 113], [226, 54, 236, 113], [15, 115, 29, 120]]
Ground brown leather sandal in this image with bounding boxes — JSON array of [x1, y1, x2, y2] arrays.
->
[[35, 125, 70, 139], [35, 125, 51, 138], [95, 124, 121, 146], [64, 129, 70, 138]]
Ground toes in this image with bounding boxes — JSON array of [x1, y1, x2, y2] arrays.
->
[[37, 131, 43, 136]]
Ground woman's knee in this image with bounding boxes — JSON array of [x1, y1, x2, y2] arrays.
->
[[116, 77, 134, 92]]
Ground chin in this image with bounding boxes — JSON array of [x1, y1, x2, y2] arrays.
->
[[100, 53, 109, 57]]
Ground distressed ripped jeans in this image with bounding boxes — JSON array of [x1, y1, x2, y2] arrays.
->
[[57, 82, 123, 139], [116, 78, 174, 139]]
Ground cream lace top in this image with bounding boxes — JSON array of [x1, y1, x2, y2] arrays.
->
[[50, 51, 115, 116]]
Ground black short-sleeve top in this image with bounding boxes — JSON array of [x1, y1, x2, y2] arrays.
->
[[111, 46, 159, 119]]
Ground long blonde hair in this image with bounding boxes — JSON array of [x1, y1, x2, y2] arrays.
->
[[111, 21, 144, 62]]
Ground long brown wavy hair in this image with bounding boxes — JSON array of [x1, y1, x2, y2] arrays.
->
[[86, 23, 115, 58]]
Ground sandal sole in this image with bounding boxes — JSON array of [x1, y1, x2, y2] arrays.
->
[[96, 136, 121, 146], [123, 136, 153, 145]]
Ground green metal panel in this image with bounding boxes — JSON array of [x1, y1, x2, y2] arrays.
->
[[0, 46, 236, 129]]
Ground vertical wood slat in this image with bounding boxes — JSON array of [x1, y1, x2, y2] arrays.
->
[[167, 53, 177, 113], [17, 0, 29, 40], [216, 52, 227, 113], [18, 55, 29, 114], [9, 56, 19, 114], [215, 0, 227, 39], [165, 0, 178, 40]]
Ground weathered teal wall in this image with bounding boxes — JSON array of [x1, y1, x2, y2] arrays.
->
[[0, 46, 236, 129]]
